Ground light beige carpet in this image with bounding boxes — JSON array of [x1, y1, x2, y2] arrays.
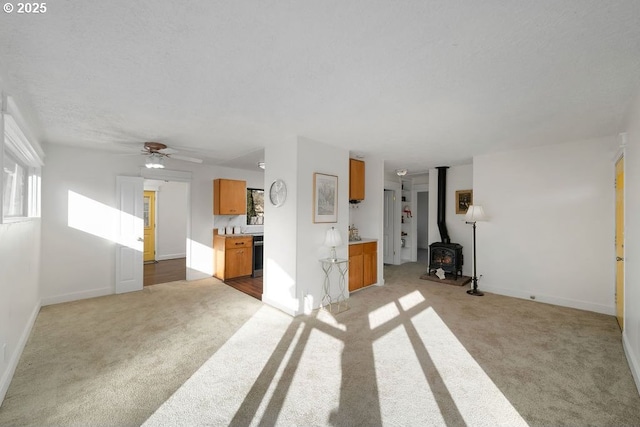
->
[[1, 262, 639, 426]]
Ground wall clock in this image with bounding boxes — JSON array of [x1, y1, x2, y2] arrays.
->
[[269, 179, 287, 207]]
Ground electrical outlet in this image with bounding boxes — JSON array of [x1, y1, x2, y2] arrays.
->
[[2, 343, 6, 363]]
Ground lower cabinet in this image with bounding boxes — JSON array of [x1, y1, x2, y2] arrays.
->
[[214, 234, 253, 280], [363, 242, 377, 286], [349, 244, 364, 291], [349, 241, 377, 292]]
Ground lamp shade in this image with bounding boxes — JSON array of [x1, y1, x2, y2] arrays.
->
[[324, 227, 343, 248], [465, 205, 487, 222]]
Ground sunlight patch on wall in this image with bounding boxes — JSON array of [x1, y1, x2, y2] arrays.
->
[[303, 293, 315, 315], [67, 190, 142, 250], [264, 258, 299, 313], [187, 238, 213, 276]]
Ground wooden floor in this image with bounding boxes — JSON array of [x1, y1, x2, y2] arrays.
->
[[224, 275, 263, 300], [144, 258, 186, 286], [144, 258, 262, 300]]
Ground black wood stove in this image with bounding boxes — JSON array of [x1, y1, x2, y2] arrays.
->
[[427, 166, 464, 279], [428, 242, 463, 279]]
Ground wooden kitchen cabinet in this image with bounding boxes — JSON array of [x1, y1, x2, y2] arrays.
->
[[363, 242, 377, 286], [349, 241, 377, 291], [213, 234, 252, 280], [349, 159, 365, 201], [349, 243, 364, 291], [214, 179, 247, 215]]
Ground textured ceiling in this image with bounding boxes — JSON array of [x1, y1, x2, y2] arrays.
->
[[1, 1, 639, 174]]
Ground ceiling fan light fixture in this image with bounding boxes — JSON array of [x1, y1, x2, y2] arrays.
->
[[146, 153, 165, 169], [396, 169, 408, 177]]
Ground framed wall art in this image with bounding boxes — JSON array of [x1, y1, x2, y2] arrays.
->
[[313, 173, 338, 223], [455, 189, 473, 214]]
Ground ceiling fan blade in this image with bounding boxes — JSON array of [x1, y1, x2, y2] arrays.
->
[[158, 148, 178, 154], [169, 154, 204, 164]]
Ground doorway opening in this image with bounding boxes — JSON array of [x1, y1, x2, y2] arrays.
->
[[383, 189, 397, 264], [416, 190, 429, 264], [143, 179, 189, 286]]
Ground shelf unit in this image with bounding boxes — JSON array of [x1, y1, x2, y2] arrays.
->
[[400, 179, 416, 262]]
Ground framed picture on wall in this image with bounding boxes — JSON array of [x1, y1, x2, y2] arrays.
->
[[455, 189, 473, 214], [313, 173, 338, 223]]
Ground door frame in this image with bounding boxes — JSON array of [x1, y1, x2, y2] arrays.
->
[[383, 189, 395, 264], [614, 144, 626, 330], [414, 184, 429, 259], [384, 179, 402, 265]]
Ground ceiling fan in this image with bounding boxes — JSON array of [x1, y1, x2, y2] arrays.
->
[[141, 142, 203, 169]]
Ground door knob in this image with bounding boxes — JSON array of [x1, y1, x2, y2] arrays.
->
[[138, 237, 144, 242], [616, 256, 624, 261]]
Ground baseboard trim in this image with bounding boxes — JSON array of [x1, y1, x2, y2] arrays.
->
[[623, 332, 640, 396], [261, 295, 298, 317], [481, 285, 615, 316], [156, 253, 187, 261], [186, 269, 211, 281], [0, 300, 40, 405], [41, 287, 111, 306]]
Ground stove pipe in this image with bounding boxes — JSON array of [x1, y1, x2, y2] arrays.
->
[[436, 166, 451, 244]]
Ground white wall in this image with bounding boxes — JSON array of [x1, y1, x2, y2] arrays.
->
[[0, 93, 42, 404], [41, 146, 141, 304], [473, 137, 617, 314], [428, 164, 474, 276], [296, 138, 350, 312], [623, 89, 640, 393], [263, 137, 299, 315], [263, 137, 356, 315], [156, 181, 188, 260], [0, 220, 41, 403], [40, 144, 264, 305]]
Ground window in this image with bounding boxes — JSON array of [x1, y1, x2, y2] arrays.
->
[[2, 150, 27, 217], [246, 188, 264, 225], [1, 103, 43, 222]]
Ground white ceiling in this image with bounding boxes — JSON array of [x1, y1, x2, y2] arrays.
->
[[1, 1, 639, 174]]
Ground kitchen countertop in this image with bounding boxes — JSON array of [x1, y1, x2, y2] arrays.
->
[[214, 229, 263, 237], [348, 238, 377, 245]]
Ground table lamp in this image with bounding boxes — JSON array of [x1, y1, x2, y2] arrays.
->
[[324, 227, 343, 261]]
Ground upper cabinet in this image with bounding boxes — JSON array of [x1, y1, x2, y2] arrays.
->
[[349, 159, 365, 201], [214, 179, 247, 215]]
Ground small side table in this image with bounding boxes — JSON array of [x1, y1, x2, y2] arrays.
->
[[319, 258, 350, 313]]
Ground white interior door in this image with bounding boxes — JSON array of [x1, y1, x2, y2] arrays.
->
[[383, 190, 395, 264], [116, 176, 144, 294]]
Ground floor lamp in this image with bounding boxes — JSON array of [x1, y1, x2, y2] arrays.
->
[[465, 205, 487, 296]]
